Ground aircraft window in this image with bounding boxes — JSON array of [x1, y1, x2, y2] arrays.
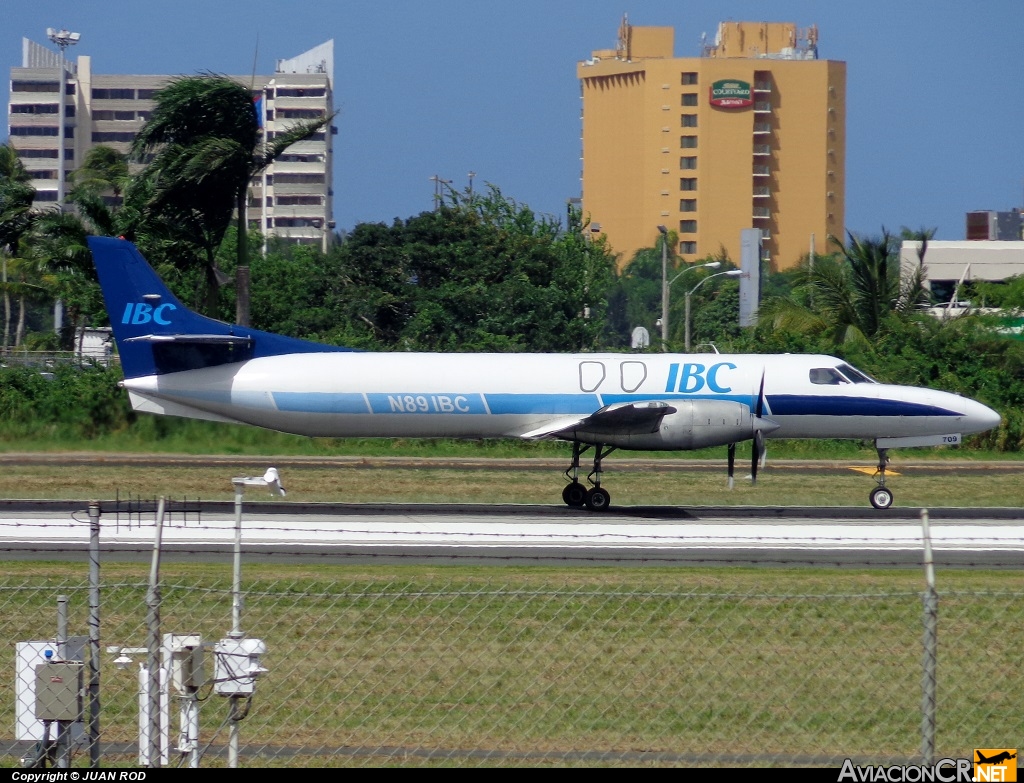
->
[[579, 361, 606, 393], [809, 367, 847, 385], [620, 361, 647, 393], [836, 363, 877, 384]]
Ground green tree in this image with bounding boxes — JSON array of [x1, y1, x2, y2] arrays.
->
[[130, 74, 330, 317], [0, 144, 38, 350], [69, 145, 130, 201], [299, 187, 615, 352]]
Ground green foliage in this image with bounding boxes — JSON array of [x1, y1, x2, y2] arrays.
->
[[240, 187, 616, 353], [0, 364, 133, 438]]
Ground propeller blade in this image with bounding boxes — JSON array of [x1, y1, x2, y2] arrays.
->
[[754, 369, 766, 419], [727, 442, 736, 490], [751, 431, 764, 485]]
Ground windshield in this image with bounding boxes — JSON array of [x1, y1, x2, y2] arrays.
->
[[809, 363, 878, 385], [836, 363, 876, 384]]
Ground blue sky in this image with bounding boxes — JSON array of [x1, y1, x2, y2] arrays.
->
[[4, 1, 1023, 243]]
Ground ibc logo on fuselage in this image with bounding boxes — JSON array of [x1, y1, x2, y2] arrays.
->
[[121, 302, 176, 326]]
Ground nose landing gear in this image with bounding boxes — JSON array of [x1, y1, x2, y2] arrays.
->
[[869, 447, 894, 509]]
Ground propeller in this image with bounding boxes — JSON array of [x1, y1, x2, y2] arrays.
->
[[751, 370, 767, 485], [727, 369, 773, 488]]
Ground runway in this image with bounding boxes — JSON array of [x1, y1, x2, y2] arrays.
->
[[0, 500, 1021, 567]]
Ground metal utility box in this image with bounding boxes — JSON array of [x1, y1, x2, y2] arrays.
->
[[35, 662, 83, 721], [214, 638, 267, 696]]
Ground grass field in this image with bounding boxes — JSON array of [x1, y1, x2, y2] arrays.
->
[[1, 562, 1021, 767], [0, 456, 1020, 507]]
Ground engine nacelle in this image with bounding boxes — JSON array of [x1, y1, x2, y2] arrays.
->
[[578, 399, 758, 450]]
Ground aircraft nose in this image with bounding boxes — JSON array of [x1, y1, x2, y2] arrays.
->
[[963, 399, 1001, 434]]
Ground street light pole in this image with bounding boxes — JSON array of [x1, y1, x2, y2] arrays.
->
[[46, 28, 80, 211], [662, 260, 721, 353], [684, 269, 743, 351], [658, 226, 669, 350]]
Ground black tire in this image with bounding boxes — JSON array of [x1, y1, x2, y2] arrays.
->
[[585, 486, 611, 512], [562, 483, 586, 507], [869, 486, 893, 510]]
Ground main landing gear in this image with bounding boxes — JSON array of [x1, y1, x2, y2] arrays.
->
[[562, 441, 616, 512], [869, 447, 894, 509]]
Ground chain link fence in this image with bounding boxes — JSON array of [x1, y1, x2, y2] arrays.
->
[[1, 557, 1020, 767]]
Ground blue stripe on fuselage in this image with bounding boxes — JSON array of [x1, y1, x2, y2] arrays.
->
[[273, 392, 369, 414], [484, 394, 600, 415], [765, 395, 959, 417]]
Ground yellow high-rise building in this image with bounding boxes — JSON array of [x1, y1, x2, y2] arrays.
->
[[577, 19, 845, 271]]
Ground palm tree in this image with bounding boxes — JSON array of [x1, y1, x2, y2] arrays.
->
[[130, 74, 331, 318], [759, 228, 930, 347], [69, 145, 130, 203], [0, 143, 37, 350]]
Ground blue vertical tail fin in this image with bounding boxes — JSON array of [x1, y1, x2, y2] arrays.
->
[[87, 236, 351, 378]]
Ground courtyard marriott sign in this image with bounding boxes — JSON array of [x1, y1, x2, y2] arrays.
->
[[709, 79, 752, 108]]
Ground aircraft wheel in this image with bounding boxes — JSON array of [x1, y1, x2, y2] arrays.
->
[[562, 483, 586, 507], [585, 486, 611, 512], [869, 486, 893, 510]]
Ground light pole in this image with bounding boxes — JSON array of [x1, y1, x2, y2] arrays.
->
[[46, 28, 80, 210], [657, 226, 669, 350], [662, 258, 721, 352], [685, 269, 742, 351]]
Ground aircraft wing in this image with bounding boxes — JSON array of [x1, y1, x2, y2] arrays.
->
[[519, 401, 676, 439]]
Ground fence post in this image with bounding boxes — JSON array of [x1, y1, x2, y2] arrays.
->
[[87, 500, 101, 768], [920, 509, 937, 765]]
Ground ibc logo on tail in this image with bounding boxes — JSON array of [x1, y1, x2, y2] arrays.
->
[[121, 302, 176, 326]]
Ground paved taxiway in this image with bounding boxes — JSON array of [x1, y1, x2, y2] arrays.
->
[[0, 501, 1021, 567]]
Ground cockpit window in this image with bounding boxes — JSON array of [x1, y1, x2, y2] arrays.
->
[[809, 367, 847, 385], [836, 363, 876, 384]]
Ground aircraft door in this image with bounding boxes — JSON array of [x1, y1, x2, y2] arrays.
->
[[620, 361, 647, 393], [579, 361, 606, 392]]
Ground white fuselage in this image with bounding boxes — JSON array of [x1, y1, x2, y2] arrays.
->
[[123, 352, 999, 448]]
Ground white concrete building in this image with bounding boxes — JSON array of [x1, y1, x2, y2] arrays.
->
[[7, 38, 335, 251], [900, 241, 1024, 304]]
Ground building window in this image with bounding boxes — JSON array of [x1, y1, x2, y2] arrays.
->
[[681, 93, 698, 106], [276, 108, 326, 119], [10, 103, 58, 114], [679, 220, 697, 233], [680, 199, 697, 212], [92, 88, 136, 100], [17, 148, 59, 159], [274, 217, 324, 228], [35, 190, 58, 201], [681, 72, 698, 85], [681, 114, 697, 127], [91, 131, 136, 143], [275, 88, 326, 98], [10, 126, 58, 136], [12, 81, 59, 92], [679, 156, 697, 170], [680, 135, 697, 148], [680, 241, 697, 254], [276, 195, 324, 206], [680, 178, 697, 191], [137, 89, 157, 100], [273, 173, 326, 185], [29, 170, 57, 179]]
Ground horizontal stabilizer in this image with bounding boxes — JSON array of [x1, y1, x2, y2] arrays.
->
[[125, 333, 255, 346]]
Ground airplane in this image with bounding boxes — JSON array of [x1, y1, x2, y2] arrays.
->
[[87, 235, 1002, 512], [976, 751, 1016, 765]]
